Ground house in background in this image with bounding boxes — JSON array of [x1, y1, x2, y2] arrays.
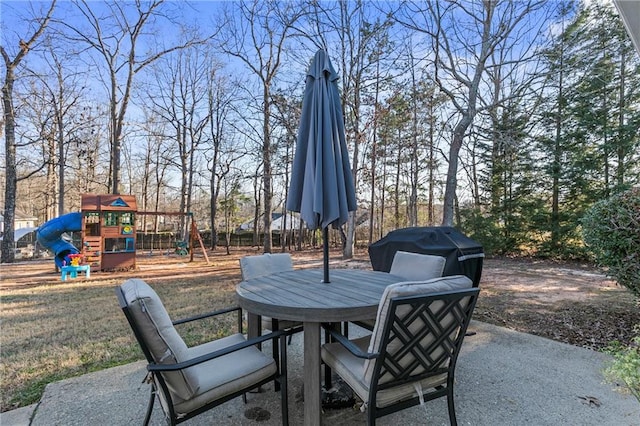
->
[[237, 212, 300, 232], [0, 209, 40, 258], [0, 208, 39, 236]]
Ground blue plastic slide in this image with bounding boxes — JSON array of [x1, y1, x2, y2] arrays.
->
[[36, 212, 82, 268]]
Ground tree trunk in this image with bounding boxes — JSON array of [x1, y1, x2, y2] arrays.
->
[[394, 127, 402, 228], [262, 86, 273, 253], [428, 95, 435, 225], [551, 44, 564, 250], [441, 16, 492, 225], [1, 1, 55, 263], [344, 106, 361, 260], [369, 66, 381, 245], [2, 72, 17, 263], [617, 49, 626, 188], [442, 116, 470, 226], [409, 55, 419, 227], [56, 77, 65, 216], [252, 173, 261, 247]]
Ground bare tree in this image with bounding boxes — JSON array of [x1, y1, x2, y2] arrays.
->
[[145, 46, 211, 237], [151, 136, 171, 231], [406, 48, 421, 227], [272, 92, 302, 251], [395, 0, 545, 225], [206, 71, 241, 250], [219, 169, 246, 254], [56, 0, 207, 194], [65, 105, 111, 195], [217, 0, 304, 253], [308, 0, 394, 257], [1, 0, 56, 263], [30, 37, 86, 217]]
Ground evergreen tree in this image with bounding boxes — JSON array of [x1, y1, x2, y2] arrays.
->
[[536, 1, 640, 257]]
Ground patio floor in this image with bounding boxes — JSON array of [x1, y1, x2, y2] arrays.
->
[[3, 321, 639, 425]]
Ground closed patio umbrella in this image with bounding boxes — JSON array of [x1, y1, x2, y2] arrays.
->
[[286, 49, 357, 283]]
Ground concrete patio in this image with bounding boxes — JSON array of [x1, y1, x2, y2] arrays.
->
[[3, 321, 638, 425]]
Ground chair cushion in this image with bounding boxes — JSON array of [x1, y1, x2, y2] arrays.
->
[[239, 253, 293, 280], [389, 251, 446, 281], [363, 275, 473, 384], [120, 279, 199, 401], [322, 336, 447, 408], [174, 333, 277, 414]]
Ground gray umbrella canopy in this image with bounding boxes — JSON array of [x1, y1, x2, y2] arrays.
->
[[286, 49, 357, 282]]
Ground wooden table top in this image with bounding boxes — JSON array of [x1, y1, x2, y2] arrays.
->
[[236, 268, 404, 322]]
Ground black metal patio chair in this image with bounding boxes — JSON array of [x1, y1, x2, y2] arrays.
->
[[116, 278, 289, 426], [322, 275, 479, 425]]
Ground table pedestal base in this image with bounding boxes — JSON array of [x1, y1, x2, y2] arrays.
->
[[304, 322, 321, 426], [322, 375, 355, 409]]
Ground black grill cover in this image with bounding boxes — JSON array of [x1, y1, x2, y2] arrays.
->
[[368, 226, 484, 287]]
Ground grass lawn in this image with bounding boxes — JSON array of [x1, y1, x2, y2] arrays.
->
[[2, 249, 636, 412], [1, 251, 247, 412]]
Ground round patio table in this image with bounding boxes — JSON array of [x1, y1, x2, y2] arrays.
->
[[236, 268, 404, 426]]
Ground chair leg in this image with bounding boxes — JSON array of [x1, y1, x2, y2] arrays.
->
[[366, 403, 376, 426], [143, 387, 156, 426], [324, 323, 339, 389], [279, 333, 289, 426], [272, 318, 281, 392], [447, 387, 458, 426]]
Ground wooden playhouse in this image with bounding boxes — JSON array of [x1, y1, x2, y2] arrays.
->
[[81, 194, 137, 271]]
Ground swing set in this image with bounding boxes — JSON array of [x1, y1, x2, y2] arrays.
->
[[137, 211, 210, 264]]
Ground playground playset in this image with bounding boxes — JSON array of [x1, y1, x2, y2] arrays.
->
[[37, 194, 138, 276], [81, 194, 137, 271], [37, 194, 208, 280]]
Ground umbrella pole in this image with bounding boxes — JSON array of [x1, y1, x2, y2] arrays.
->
[[323, 227, 330, 283]]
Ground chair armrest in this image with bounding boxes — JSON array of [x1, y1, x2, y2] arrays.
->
[[322, 324, 378, 360], [172, 306, 242, 325], [287, 324, 304, 335], [147, 329, 287, 372]]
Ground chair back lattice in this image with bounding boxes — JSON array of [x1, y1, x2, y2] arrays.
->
[[370, 288, 479, 392]]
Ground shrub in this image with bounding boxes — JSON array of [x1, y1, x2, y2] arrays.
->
[[604, 326, 640, 403], [582, 187, 640, 298], [458, 207, 529, 256], [459, 208, 502, 256]]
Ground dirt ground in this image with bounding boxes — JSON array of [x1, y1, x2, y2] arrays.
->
[[471, 257, 639, 350], [341, 254, 638, 350], [2, 249, 638, 350]]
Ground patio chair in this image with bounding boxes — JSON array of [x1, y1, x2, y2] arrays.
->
[[353, 251, 447, 332], [116, 278, 289, 426], [240, 253, 303, 341], [321, 275, 479, 426], [389, 251, 446, 281]]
